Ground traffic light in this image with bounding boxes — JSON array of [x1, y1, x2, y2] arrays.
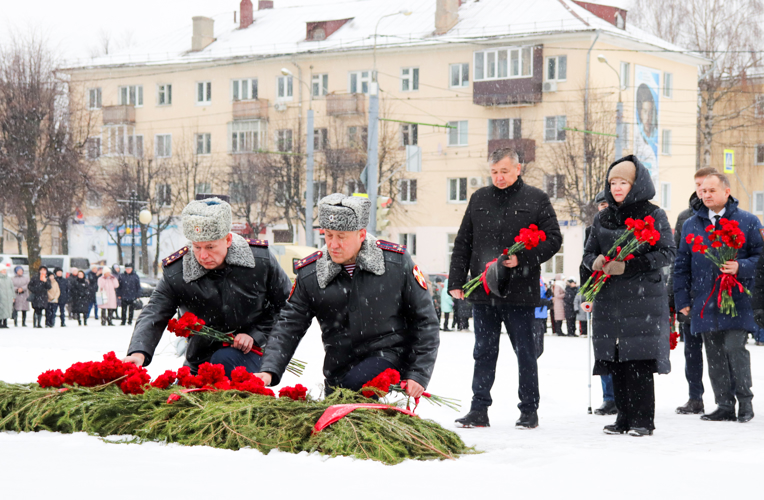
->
[[377, 196, 392, 231]]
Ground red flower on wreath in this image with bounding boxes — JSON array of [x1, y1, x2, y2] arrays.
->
[[361, 368, 401, 398], [279, 384, 308, 401]]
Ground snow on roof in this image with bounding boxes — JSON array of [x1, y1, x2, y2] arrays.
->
[[64, 0, 706, 70]]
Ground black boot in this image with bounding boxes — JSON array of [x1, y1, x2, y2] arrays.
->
[[594, 400, 618, 415], [455, 409, 490, 428], [676, 399, 704, 415], [14, 317, 18, 327], [603, 423, 629, 435], [628, 427, 653, 437], [22, 311, 27, 327], [700, 406, 737, 421], [516, 411, 539, 429], [738, 401, 754, 423]]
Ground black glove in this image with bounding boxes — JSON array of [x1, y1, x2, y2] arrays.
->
[[754, 309, 764, 329]]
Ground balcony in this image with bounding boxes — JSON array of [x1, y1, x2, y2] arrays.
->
[[102, 105, 135, 125], [326, 93, 365, 116], [473, 46, 543, 106], [324, 148, 366, 167], [487, 138, 536, 163], [233, 99, 269, 121]]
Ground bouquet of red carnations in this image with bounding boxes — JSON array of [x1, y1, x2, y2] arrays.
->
[[462, 224, 547, 298], [168, 312, 306, 376], [685, 218, 751, 317], [580, 216, 661, 302], [37, 351, 150, 394], [361, 368, 460, 411]]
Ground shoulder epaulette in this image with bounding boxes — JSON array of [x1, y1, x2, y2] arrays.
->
[[162, 246, 189, 267], [245, 238, 269, 247], [295, 251, 322, 270], [376, 239, 406, 254]]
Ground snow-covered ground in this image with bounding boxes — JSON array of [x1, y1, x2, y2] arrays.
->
[[1, 320, 762, 499]]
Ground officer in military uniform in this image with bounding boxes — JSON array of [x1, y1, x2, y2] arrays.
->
[[255, 194, 440, 398], [123, 197, 292, 376]]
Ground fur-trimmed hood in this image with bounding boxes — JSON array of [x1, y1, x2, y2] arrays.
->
[[182, 233, 255, 283], [316, 234, 385, 289]]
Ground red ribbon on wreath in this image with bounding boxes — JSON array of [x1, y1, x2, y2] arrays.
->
[[700, 273, 746, 318], [312, 404, 419, 434]]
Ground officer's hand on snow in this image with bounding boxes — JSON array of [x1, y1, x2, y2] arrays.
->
[[254, 372, 272, 386], [592, 255, 607, 271], [721, 260, 739, 275], [232, 333, 254, 354], [123, 353, 145, 367], [754, 309, 764, 329], [602, 260, 625, 276], [403, 379, 424, 399], [502, 255, 519, 268], [449, 289, 464, 299]]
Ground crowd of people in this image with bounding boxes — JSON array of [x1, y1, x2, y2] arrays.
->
[[0, 263, 141, 328]]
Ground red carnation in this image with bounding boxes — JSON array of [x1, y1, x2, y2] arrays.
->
[[150, 370, 177, 390], [38, 369, 65, 388], [279, 384, 308, 401]]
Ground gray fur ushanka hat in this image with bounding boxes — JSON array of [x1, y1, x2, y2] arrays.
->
[[181, 197, 232, 242], [318, 193, 370, 231]]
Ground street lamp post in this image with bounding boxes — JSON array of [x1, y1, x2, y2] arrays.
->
[[597, 54, 624, 160], [117, 192, 152, 269]]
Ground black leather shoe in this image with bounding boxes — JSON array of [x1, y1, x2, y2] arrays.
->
[[628, 427, 653, 437], [603, 424, 628, 435], [594, 400, 618, 415], [700, 407, 737, 421], [738, 402, 754, 423], [676, 399, 705, 415], [516, 411, 539, 429], [455, 410, 490, 428]]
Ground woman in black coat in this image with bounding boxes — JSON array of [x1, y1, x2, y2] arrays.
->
[[583, 156, 676, 437], [70, 270, 91, 325], [27, 266, 52, 329]]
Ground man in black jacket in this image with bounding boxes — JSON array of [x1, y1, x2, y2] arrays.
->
[[257, 194, 439, 398], [53, 268, 69, 327], [123, 197, 292, 376], [119, 264, 141, 325], [449, 148, 562, 429]]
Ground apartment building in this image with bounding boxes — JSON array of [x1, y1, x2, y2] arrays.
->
[[63, 0, 706, 276]]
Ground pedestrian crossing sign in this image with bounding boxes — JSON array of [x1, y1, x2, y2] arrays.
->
[[723, 149, 734, 174]]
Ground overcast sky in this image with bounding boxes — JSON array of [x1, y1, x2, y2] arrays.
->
[[3, 0, 634, 63]]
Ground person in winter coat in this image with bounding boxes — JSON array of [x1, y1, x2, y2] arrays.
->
[[448, 147, 562, 429], [573, 292, 588, 337], [97, 268, 120, 326], [67, 267, 79, 320], [119, 264, 142, 326], [552, 276, 566, 336], [45, 272, 60, 328], [86, 265, 101, 321], [11, 266, 29, 327], [563, 278, 579, 337], [533, 277, 551, 357], [53, 267, 69, 327], [669, 167, 718, 415], [0, 269, 14, 328], [755, 246, 764, 332], [583, 156, 676, 437], [28, 266, 52, 329], [257, 194, 439, 397], [440, 279, 454, 331], [112, 264, 123, 320], [674, 172, 762, 424], [70, 270, 91, 325]]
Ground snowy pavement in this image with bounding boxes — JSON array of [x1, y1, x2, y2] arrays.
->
[[1, 321, 762, 499]]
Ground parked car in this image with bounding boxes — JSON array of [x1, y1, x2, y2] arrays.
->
[[0, 254, 29, 275], [40, 255, 90, 275], [136, 271, 159, 298], [270, 244, 319, 281]]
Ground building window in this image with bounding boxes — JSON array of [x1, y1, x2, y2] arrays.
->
[[88, 88, 102, 109], [118, 85, 143, 106], [544, 116, 566, 142], [86, 137, 101, 159], [399, 233, 417, 255], [277, 129, 293, 152], [401, 67, 419, 91], [756, 144, 764, 164], [196, 81, 212, 104], [196, 133, 211, 155], [661, 182, 671, 210], [313, 180, 327, 201], [232, 78, 258, 101], [474, 46, 533, 81], [349, 71, 371, 94], [544, 236, 564, 274], [447, 120, 468, 146], [157, 84, 172, 105], [488, 118, 521, 140], [620, 62, 630, 90], [348, 126, 367, 149], [545, 55, 567, 81], [663, 72, 673, 98], [756, 95, 764, 118], [195, 182, 211, 196], [156, 183, 172, 207], [230, 120, 264, 153], [86, 190, 102, 209], [276, 75, 293, 101], [661, 129, 672, 155], [753, 191, 764, 215], [544, 174, 565, 200], [312, 74, 329, 97], [128, 134, 143, 158], [450, 63, 469, 88], [400, 179, 417, 203], [313, 128, 328, 150], [229, 183, 256, 204], [102, 125, 138, 156], [401, 123, 418, 146], [346, 179, 364, 195], [448, 178, 468, 202], [155, 134, 172, 158], [447, 233, 457, 269]]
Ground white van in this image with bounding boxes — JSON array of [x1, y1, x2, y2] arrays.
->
[[39, 255, 90, 275], [0, 254, 29, 275]]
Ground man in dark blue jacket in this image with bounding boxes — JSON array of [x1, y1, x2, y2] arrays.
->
[[119, 264, 142, 325], [674, 172, 763, 423]]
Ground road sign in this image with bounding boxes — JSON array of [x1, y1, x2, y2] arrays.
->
[[723, 149, 735, 174]]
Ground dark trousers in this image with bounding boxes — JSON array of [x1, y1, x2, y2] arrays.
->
[[209, 347, 263, 378], [566, 318, 577, 336], [336, 357, 397, 392], [682, 323, 705, 400], [121, 300, 135, 325], [45, 303, 57, 327], [55, 303, 66, 325], [443, 312, 451, 330], [87, 301, 99, 319], [702, 329, 753, 410], [580, 320, 588, 336], [611, 360, 656, 431], [471, 303, 538, 412], [33, 308, 45, 327], [12, 310, 27, 326], [554, 320, 563, 335], [532, 318, 546, 358]]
